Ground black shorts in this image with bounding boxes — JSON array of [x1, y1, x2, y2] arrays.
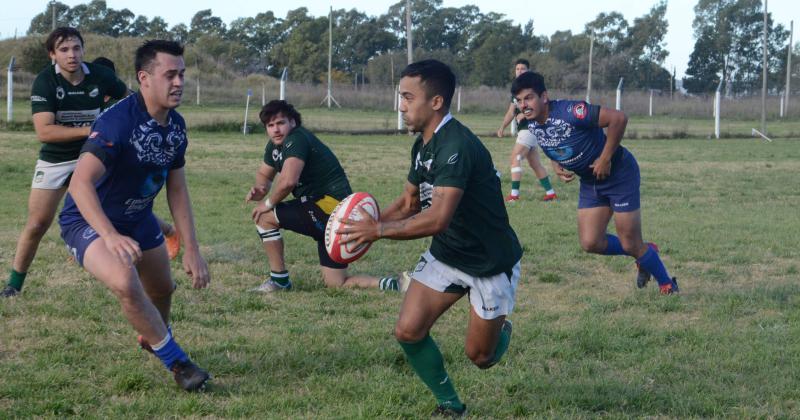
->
[[274, 195, 346, 269]]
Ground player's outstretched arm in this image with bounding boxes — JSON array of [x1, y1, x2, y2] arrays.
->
[[166, 167, 210, 289], [496, 102, 517, 138], [32, 112, 92, 143], [245, 162, 276, 204], [251, 157, 304, 222], [380, 181, 421, 223], [590, 107, 628, 180], [70, 153, 142, 266], [340, 185, 463, 246]]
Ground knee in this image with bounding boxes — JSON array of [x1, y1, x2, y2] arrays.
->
[[579, 237, 605, 254], [394, 322, 426, 344], [465, 346, 495, 369], [24, 218, 53, 238], [322, 274, 346, 288], [146, 280, 176, 301], [112, 280, 147, 305]]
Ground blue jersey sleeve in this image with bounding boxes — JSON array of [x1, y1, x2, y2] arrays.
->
[[81, 117, 123, 167]]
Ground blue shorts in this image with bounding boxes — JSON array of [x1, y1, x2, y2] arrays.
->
[[577, 152, 640, 213], [60, 213, 164, 266]]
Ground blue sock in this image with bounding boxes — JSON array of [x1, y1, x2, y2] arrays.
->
[[603, 234, 627, 255], [152, 332, 189, 369], [636, 246, 672, 286]]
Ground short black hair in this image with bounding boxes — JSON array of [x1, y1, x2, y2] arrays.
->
[[259, 100, 302, 127], [134, 40, 184, 83], [511, 71, 547, 96], [514, 58, 530, 68], [92, 56, 116, 74], [400, 59, 456, 109], [45, 27, 84, 53]]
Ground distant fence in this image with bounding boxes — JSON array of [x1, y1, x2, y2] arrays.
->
[[2, 70, 797, 121]]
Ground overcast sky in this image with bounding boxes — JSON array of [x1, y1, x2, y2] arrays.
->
[[1, 0, 797, 78]]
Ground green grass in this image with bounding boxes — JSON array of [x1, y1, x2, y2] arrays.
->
[[1, 126, 800, 418]]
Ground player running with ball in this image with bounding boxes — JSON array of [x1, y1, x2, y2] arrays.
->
[[511, 71, 678, 294], [340, 59, 522, 417]]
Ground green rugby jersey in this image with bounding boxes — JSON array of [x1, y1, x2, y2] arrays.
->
[[263, 126, 352, 200], [408, 115, 522, 277], [30, 62, 128, 163]]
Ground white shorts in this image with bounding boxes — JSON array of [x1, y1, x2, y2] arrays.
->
[[411, 250, 520, 320], [515, 129, 538, 150], [30, 159, 77, 190]]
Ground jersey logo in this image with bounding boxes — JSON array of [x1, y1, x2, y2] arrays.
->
[[272, 149, 282, 162], [130, 122, 186, 166], [573, 103, 587, 120], [285, 141, 293, 149], [31, 95, 48, 102], [89, 87, 99, 98], [415, 152, 433, 171], [446, 153, 459, 165], [56, 86, 65, 100], [89, 131, 99, 139]]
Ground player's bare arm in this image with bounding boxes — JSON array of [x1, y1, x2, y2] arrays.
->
[[245, 162, 276, 203], [166, 167, 210, 289], [251, 157, 304, 221], [32, 112, 91, 143], [496, 102, 517, 137], [340, 185, 463, 246], [590, 107, 628, 180], [380, 181, 421, 222], [70, 152, 142, 267]]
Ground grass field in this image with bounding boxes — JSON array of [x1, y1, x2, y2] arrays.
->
[[1, 122, 800, 417]]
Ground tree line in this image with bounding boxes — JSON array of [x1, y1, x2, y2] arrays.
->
[[26, 0, 795, 95]]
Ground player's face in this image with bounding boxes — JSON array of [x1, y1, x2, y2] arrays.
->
[[515, 88, 549, 122], [266, 113, 296, 145], [514, 63, 528, 77], [140, 53, 185, 110], [49, 37, 84, 73], [398, 76, 439, 133]]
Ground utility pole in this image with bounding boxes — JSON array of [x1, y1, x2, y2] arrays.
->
[[760, 0, 768, 135], [50, 0, 57, 30], [785, 20, 793, 117], [586, 34, 594, 103], [405, 0, 413, 64], [321, 6, 339, 108]]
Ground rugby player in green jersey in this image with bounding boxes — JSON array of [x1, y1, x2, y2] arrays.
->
[[246, 100, 403, 292], [339, 60, 523, 417], [3, 28, 127, 297]]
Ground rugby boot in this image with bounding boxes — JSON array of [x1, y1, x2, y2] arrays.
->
[[505, 194, 520, 203], [171, 360, 210, 391], [659, 277, 680, 295], [431, 404, 467, 418], [1, 285, 19, 298], [250, 278, 292, 293], [542, 192, 557, 201], [165, 230, 181, 260]]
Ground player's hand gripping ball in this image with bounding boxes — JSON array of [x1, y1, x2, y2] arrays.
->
[[325, 192, 380, 264]]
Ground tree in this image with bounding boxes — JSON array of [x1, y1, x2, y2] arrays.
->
[[27, 2, 70, 35], [188, 9, 226, 43]]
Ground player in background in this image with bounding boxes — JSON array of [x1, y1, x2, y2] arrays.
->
[[247, 100, 404, 293], [496, 59, 556, 202], [511, 71, 678, 294], [58, 40, 210, 390], [339, 60, 522, 417], [91, 56, 182, 261], [2, 28, 128, 298]]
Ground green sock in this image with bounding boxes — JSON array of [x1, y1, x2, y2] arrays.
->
[[8, 269, 26, 291], [270, 270, 290, 286], [398, 335, 463, 410], [511, 180, 521, 191], [379, 277, 398, 291], [538, 176, 553, 191], [488, 325, 511, 366]]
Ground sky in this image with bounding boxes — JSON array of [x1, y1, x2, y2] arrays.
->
[[1, 0, 798, 78]]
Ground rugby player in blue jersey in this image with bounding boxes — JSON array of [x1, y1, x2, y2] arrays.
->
[[511, 71, 678, 294], [58, 40, 211, 390]]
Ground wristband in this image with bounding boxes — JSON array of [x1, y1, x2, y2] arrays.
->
[[265, 197, 274, 210]]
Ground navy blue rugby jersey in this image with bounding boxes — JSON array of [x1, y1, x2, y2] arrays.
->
[[60, 92, 187, 227]]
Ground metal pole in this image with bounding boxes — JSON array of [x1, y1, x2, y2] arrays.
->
[[406, 0, 413, 64], [715, 80, 723, 139], [397, 85, 403, 130], [50, 0, 56, 31], [785, 20, 793, 117], [261, 83, 266, 106], [457, 86, 461, 113], [760, 0, 768, 135], [649, 89, 654, 117], [243, 89, 252, 135], [327, 6, 333, 109], [195, 58, 200, 106], [586, 34, 594, 103], [280, 67, 287, 100], [615, 77, 623, 110], [7, 57, 15, 122]]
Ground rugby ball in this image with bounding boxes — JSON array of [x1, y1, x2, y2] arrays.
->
[[325, 192, 380, 264]]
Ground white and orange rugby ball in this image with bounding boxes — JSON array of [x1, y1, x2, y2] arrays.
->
[[325, 192, 380, 264]]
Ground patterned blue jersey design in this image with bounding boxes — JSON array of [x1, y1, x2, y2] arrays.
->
[[60, 92, 187, 227], [528, 99, 626, 178]]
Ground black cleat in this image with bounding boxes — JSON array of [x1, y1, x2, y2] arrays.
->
[[1, 285, 20, 298], [171, 360, 210, 391], [431, 404, 467, 418]]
